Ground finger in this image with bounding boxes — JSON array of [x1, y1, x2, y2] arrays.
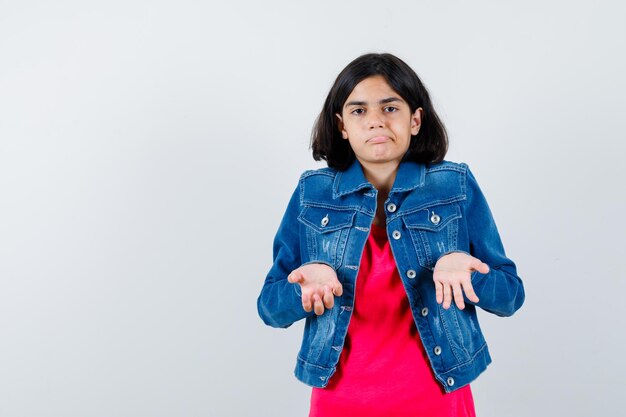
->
[[443, 283, 452, 309], [288, 270, 303, 284], [322, 285, 335, 309], [462, 280, 480, 304], [435, 281, 444, 304], [452, 284, 465, 310], [333, 282, 343, 297], [313, 293, 324, 316], [302, 292, 312, 312]]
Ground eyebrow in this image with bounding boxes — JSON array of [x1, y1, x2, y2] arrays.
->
[[344, 97, 404, 108]]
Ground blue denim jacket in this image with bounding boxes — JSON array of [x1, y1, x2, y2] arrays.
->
[[257, 160, 524, 392]]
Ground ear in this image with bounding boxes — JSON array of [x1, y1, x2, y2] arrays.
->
[[336, 113, 348, 139], [410, 107, 423, 136]]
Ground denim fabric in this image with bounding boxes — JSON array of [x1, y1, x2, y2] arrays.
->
[[257, 160, 525, 393]]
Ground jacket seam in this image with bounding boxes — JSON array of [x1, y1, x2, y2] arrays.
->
[[438, 342, 489, 374]]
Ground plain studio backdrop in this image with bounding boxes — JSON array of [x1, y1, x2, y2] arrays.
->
[[1, 1, 624, 416]]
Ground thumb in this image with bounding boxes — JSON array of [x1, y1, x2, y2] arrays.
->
[[470, 257, 490, 274], [287, 269, 303, 284]]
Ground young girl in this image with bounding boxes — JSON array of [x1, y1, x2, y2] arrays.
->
[[257, 53, 525, 416]]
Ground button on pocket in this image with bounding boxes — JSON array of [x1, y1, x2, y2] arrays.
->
[[320, 215, 330, 227], [403, 203, 462, 270], [299, 206, 355, 233], [298, 206, 356, 268]]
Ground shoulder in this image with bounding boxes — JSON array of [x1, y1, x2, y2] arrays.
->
[[425, 159, 468, 174], [296, 167, 340, 205], [299, 166, 337, 181], [422, 160, 473, 193], [298, 167, 339, 190]]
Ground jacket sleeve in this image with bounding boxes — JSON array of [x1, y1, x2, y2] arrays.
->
[[462, 165, 525, 317], [257, 180, 314, 328]]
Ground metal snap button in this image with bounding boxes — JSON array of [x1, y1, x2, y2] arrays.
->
[[392, 230, 401, 240], [447, 377, 455, 387], [387, 203, 397, 213], [321, 215, 329, 227], [434, 346, 442, 355], [430, 212, 441, 225], [421, 307, 428, 317], [406, 269, 416, 279]]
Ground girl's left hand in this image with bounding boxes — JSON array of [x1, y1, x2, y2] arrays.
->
[[433, 252, 490, 310]]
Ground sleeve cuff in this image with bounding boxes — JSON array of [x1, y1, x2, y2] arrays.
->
[[435, 250, 471, 263]]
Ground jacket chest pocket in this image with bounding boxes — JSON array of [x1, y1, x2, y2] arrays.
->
[[298, 206, 355, 267], [403, 203, 462, 270]]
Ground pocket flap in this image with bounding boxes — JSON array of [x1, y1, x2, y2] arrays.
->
[[298, 206, 355, 233], [403, 204, 461, 231]]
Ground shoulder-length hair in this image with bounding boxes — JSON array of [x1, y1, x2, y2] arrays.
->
[[311, 53, 448, 170]]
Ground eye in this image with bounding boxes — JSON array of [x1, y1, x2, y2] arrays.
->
[[350, 108, 365, 115], [384, 106, 398, 113]]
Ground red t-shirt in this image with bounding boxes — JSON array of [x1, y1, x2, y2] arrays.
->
[[309, 224, 475, 417]]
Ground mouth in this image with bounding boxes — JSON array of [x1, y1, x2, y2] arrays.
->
[[367, 136, 391, 144]]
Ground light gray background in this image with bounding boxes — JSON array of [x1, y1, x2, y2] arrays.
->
[[1, 0, 624, 416]]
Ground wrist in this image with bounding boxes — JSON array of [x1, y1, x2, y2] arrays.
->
[[436, 250, 470, 263]]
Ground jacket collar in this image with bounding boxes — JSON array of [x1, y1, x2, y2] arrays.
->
[[333, 159, 426, 198]]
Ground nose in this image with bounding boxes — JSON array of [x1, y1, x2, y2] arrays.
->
[[366, 110, 384, 129]]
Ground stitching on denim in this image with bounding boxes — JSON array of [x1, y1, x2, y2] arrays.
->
[[391, 184, 420, 192], [301, 201, 369, 214], [302, 202, 361, 211], [329, 229, 340, 266], [459, 163, 468, 196], [419, 230, 434, 269], [333, 171, 344, 197], [296, 355, 334, 371], [449, 306, 471, 358], [298, 208, 356, 232], [305, 227, 317, 261], [448, 218, 459, 251], [438, 342, 488, 374], [402, 204, 464, 232], [408, 228, 428, 270], [399, 197, 466, 218], [426, 162, 465, 173], [332, 170, 372, 198], [301, 169, 335, 180], [298, 175, 306, 206], [355, 226, 369, 232], [334, 183, 372, 198], [438, 304, 464, 363], [336, 226, 352, 269], [309, 313, 334, 362]]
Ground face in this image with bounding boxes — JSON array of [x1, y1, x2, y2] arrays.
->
[[336, 75, 422, 169]]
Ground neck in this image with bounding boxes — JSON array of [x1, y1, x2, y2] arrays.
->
[[361, 161, 399, 227], [360, 161, 400, 193]]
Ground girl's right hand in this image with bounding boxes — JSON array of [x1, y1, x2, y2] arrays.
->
[[287, 263, 343, 316]]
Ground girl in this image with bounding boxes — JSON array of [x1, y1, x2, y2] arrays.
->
[[257, 53, 525, 416]]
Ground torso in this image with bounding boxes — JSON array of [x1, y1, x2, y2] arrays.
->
[[309, 224, 476, 417]]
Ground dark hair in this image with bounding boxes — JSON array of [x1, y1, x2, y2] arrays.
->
[[311, 53, 448, 170]]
